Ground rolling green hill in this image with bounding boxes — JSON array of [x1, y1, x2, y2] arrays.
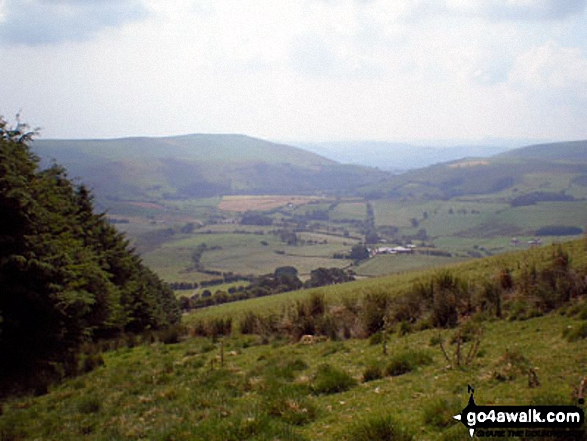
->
[[32, 135, 388, 202], [358, 140, 587, 200], [498, 140, 587, 162]]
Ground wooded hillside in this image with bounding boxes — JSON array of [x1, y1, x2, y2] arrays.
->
[[0, 119, 180, 395]]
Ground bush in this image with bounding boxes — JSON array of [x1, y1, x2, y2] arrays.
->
[[385, 350, 433, 377], [79, 353, 105, 374], [191, 317, 232, 337], [264, 384, 317, 426], [360, 291, 389, 336], [385, 358, 412, 377], [535, 225, 583, 236], [312, 364, 356, 395], [431, 271, 464, 328], [422, 397, 460, 428], [369, 332, 384, 345], [157, 325, 186, 344], [76, 395, 101, 414], [265, 357, 308, 381], [563, 321, 587, 342], [343, 415, 414, 441], [363, 364, 383, 382], [492, 349, 530, 381]]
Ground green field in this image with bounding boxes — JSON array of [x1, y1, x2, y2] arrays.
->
[[354, 254, 465, 277], [118, 194, 587, 286]]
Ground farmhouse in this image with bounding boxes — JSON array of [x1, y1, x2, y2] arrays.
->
[[372, 246, 414, 256]]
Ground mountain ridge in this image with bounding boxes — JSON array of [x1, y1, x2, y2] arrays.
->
[[32, 133, 387, 202]]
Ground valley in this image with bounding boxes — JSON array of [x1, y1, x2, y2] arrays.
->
[[31, 136, 587, 299]]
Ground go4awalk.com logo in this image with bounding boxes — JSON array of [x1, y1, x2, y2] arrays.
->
[[453, 386, 585, 438]]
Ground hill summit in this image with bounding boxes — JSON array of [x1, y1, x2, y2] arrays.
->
[[32, 134, 387, 202]]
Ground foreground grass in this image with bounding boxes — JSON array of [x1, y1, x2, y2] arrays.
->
[[1, 313, 585, 440]]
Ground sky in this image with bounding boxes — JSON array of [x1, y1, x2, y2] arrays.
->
[[1, 0, 587, 143]]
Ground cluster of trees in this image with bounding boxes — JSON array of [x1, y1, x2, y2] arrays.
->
[[535, 225, 583, 236], [193, 243, 586, 342], [190, 243, 221, 271], [182, 267, 303, 310], [180, 266, 355, 311], [240, 212, 273, 226], [510, 191, 575, 207], [362, 203, 379, 244], [290, 209, 330, 222], [0, 119, 179, 394], [304, 267, 355, 288], [168, 281, 199, 291]]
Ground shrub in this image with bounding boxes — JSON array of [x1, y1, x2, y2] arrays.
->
[[240, 311, 261, 334], [79, 353, 105, 374], [430, 271, 464, 328], [77, 395, 101, 414], [363, 364, 383, 382], [390, 291, 423, 324], [398, 321, 412, 336], [343, 415, 414, 441], [264, 384, 317, 426], [385, 350, 433, 377], [492, 349, 530, 381], [360, 291, 389, 336], [422, 397, 461, 428], [157, 325, 186, 344], [312, 364, 356, 395], [563, 321, 587, 342], [265, 357, 308, 381], [385, 358, 412, 377], [316, 313, 339, 340], [369, 332, 384, 345], [191, 317, 232, 337]]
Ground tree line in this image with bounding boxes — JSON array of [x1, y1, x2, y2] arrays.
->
[[0, 118, 180, 395]]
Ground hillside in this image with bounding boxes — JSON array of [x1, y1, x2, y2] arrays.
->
[[498, 140, 587, 162], [32, 135, 388, 202], [1, 238, 586, 440], [358, 139, 587, 200]]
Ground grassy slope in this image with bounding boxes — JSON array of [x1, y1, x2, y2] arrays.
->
[[1, 239, 587, 440], [498, 140, 587, 161], [359, 140, 587, 201], [183, 238, 587, 323]]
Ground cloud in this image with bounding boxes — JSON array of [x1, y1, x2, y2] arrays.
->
[[0, 0, 149, 46], [509, 41, 587, 100], [444, 0, 587, 21]]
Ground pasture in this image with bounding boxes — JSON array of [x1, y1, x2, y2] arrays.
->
[[218, 195, 326, 212], [2, 304, 585, 440], [107, 193, 586, 285]]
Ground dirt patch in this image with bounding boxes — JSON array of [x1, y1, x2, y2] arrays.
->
[[218, 195, 323, 212], [448, 160, 489, 168]]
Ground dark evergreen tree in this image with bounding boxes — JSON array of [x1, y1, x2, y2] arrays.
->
[[0, 118, 179, 394]]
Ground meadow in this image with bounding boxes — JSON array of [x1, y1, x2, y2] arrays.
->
[[110, 192, 586, 289]]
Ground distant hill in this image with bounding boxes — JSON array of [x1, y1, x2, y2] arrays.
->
[[356, 139, 587, 200], [296, 141, 516, 171], [32, 134, 388, 203], [498, 140, 587, 162]]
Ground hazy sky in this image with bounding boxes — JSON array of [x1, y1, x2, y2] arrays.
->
[[1, 0, 587, 142]]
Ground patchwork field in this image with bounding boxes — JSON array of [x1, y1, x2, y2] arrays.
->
[[108, 193, 586, 287], [218, 195, 325, 212]]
